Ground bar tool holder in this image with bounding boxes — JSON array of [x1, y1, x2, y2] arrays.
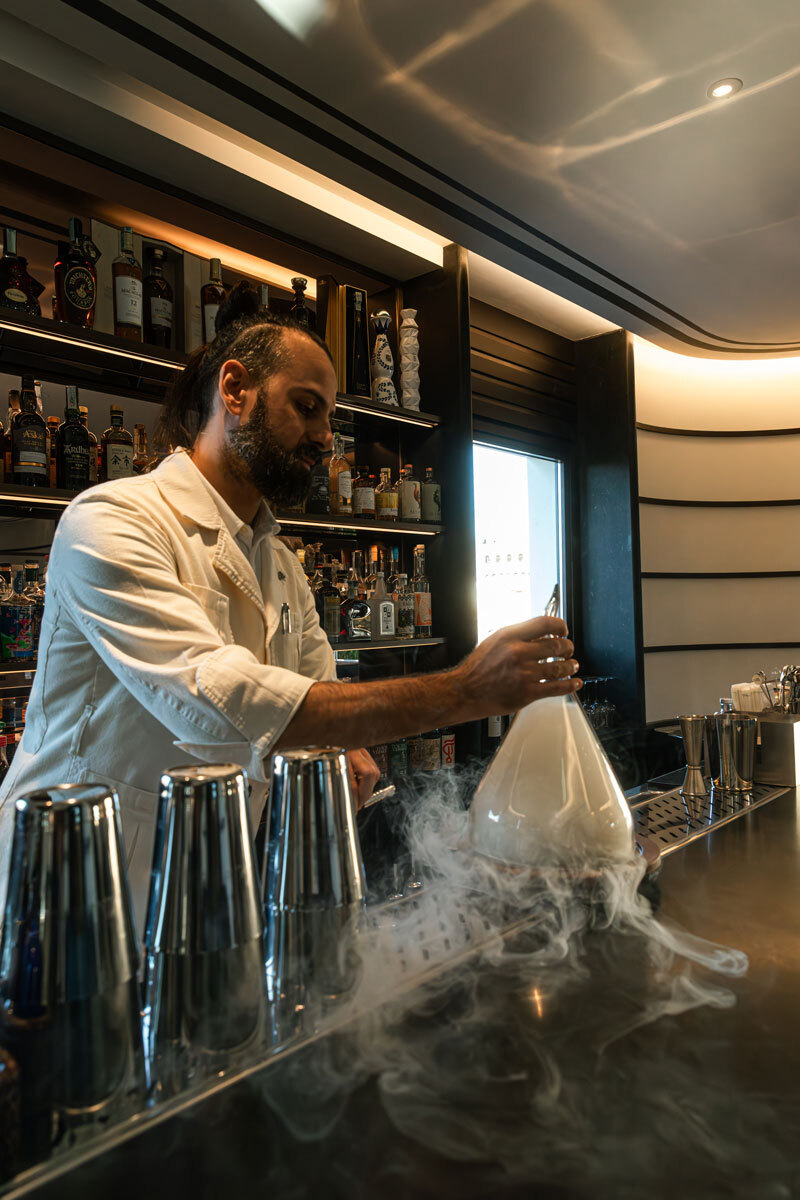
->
[[143, 765, 266, 1095], [0, 785, 144, 1160]]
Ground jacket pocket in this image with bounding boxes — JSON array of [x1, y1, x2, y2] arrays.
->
[[69, 704, 96, 759], [184, 582, 233, 642], [268, 630, 301, 672]]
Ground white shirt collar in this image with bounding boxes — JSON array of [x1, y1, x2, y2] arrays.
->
[[182, 454, 278, 556]]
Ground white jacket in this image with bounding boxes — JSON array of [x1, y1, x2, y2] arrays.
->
[[0, 451, 335, 930]]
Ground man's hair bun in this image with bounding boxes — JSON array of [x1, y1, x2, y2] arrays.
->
[[214, 279, 263, 335]]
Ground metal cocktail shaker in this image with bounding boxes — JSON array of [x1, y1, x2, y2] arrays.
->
[[263, 748, 366, 1030], [143, 765, 266, 1092], [0, 785, 144, 1159], [715, 714, 757, 794]]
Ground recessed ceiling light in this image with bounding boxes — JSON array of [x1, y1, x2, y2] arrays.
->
[[707, 77, 743, 99]]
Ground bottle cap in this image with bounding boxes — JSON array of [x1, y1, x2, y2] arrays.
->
[[209, 257, 222, 276], [120, 226, 134, 252], [152, 247, 165, 261], [3, 228, 17, 256]]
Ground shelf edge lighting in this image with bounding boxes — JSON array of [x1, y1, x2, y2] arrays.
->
[[277, 516, 439, 536], [334, 400, 436, 427], [0, 319, 186, 369], [0, 491, 71, 508]]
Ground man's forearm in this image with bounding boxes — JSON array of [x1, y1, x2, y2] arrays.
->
[[275, 669, 476, 752]]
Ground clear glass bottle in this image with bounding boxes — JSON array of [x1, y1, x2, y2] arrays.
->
[[133, 424, 150, 475], [341, 579, 370, 641], [57, 386, 91, 491], [349, 549, 367, 600], [395, 574, 415, 639], [365, 548, 380, 596], [375, 467, 398, 521], [290, 277, 311, 330], [329, 433, 352, 514], [79, 406, 98, 484], [112, 227, 143, 341], [143, 247, 174, 348], [201, 258, 225, 343], [352, 466, 375, 519], [411, 544, 432, 637], [386, 546, 400, 593], [399, 464, 421, 522], [12, 376, 47, 488], [0, 565, 35, 661], [370, 571, 395, 639], [22, 562, 45, 654], [101, 405, 134, 481], [421, 466, 442, 524]]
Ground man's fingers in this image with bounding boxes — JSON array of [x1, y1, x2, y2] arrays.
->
[[536, 658, 580, 681], [498, 615, 569, 643]]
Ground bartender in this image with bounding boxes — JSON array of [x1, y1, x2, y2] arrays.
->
[[0, 283, 580, 928]]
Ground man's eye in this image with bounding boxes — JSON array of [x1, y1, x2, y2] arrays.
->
[[298, 403, 314, 417]]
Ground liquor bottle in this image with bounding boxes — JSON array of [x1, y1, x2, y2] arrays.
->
[[201, 259, 225, 342], [112, 227, 143, 341], [57, 387, 91, 491], [289, 277, 311, 330], [387, 546, 400, 592], [352, 466, 375, 519], [349, 549, 367, 600], [101, 405, 134, 481], [53, 218, 98, 328], [341, 579, 370, 641], [0, 565, 35, 661], [408, 735, 425, 773], [399, 464, 421, 522], [394, 574, 415, 639], [0, 736, 9, 785], [329, 433, 352, 514], [133, 424, 150, 474], [369, 743, 390, 783], [370, 572, 395, 639], [79, 406, 98, 484], [389, 738, 408, 780], [143, 247, 174, 348], [375, 467, 398, 521], [441, 727, 456, 769], [22, 562, 45, 653], [260, 283, 270, 309], [12, 376, 48, 487], [315, 565, 342, 643], [421, 466, 442, 524], [486, 715, 505, 756], [46, 416, 60, 486], [0, 228, 44, 316], [306, 458, 330, 514], [412, 544, 432, 637], [349, 289, 370, 397], [421, 729, 442, 772], [365, 548, 380, 595]]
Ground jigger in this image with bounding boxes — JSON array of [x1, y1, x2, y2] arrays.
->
[[0, 785, 144, 1158], [679, 716, 708, 818], [143, 765, 266, 1091], [263, 748, 366, 1028]]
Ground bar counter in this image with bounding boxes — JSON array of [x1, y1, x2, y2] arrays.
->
[[7, 789, 800, 1200]]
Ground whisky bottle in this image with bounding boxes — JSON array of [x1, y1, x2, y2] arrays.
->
[[411, 544, 432, 636], [201, 259, 225, 342], [375, 466, 398, 521], [143, 247, 173, 348], [4, 391, 19, 480], [421, 729, 442, 771], [12, 377, 48, 487], [421, 466, 442, 524], [79, 406, 98, 484], [399, 464, 421, 521], [53, 218, 98, 328], [46, 416, 60, 486], [441, 727, 456, 769], [370, 572, 395, 639], [352, 466, 375, 518], [341, 579, 370, 641], [57, 387, 91, 491], [112, 227, 143, 341], [101, 405, 134, 481], [133, 424, 150, 474], [389, 738, 408, 779], [0, 565, 35, 661], [0, 228, 44, 316], [394, 574, 415, 639], [289, 277, 311, 330], [307, 457, 330, 514], [329, 432, 352, 514]]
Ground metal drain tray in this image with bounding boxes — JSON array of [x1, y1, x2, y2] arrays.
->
[[630, 783, 788, 856]]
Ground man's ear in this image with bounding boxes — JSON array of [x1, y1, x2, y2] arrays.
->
[[218, 359, 252, 418]]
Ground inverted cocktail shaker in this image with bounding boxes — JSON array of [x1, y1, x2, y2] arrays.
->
[[0, 785, 144, 1158], [143, 765, 266, 1092], [263, 748, 366, 1031], [715, 714, 757, 794]]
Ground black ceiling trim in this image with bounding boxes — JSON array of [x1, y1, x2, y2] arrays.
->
[[637, 422, 800, 438], [61, 0, 800, 352], [642, 571, 800, 579], [640, 495, 800, 507], [90, 0, 800, 354], [644, 642, 800, 653]]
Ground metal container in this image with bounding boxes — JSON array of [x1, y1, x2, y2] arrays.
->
[[143, 765, 266, 1092], [678, 715, 708, 818], [0, 785, 144, 1157], [263, 748, 366, 1028], [715, 714, 757, 793]]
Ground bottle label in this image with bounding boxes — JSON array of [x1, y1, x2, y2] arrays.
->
[[408, 737, 425, 772], [400, 480, 421, 520], [414, 592, 432, 628], [115, 275, 143, 326], [150, 296, 173, 328], [421, 736, 441, 771], [0, 601, 34, 660], [64, 265, 95, 310], [397, 596, 415, 637], [203, 303, 219, 342], [421, 483, 441, 523], [389, 740, 408, 776], [3, 287, 27, 304], [106, 445, 134, 479], [369, 743, 389, 779], [488, 715, 503, 738], [441, 731, 456, 767], [332, 470, 352, 506], [62, 444, 91, 489], [323, 595, 341, 638], [12, 426, 47, 476], [376, 491, 399, 515], [353, 487, 375, 515], [378, 600, 395, 637]]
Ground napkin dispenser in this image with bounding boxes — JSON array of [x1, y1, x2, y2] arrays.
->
[[754, 712, 800, 787]]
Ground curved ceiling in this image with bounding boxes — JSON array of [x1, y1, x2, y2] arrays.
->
[[1, 0, 798, 354]]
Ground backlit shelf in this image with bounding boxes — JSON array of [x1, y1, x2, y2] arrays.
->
[[333, 637, 444, 652], [276, 513, 442, 537]]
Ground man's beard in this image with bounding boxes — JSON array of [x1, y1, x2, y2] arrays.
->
[[222, 393, 319, 507]]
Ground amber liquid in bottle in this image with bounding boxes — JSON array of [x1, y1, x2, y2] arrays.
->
[[101, 406, 134, 481], [54, 218, 97, 329], [143, 247, 173, 348], [201, 258, 225, 343], [112, 227, 143, 341]]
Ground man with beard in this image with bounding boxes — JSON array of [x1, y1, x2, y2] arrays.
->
[[0, 284, 580, 928]]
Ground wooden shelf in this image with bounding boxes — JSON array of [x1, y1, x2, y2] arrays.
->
[[276, 512, 442, 537], [333, 637, 444, 652]]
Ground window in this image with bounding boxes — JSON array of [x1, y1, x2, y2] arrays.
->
[[473, 444, 565, 643]]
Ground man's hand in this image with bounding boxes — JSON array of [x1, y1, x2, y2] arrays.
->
[[347, 747, 381, 809], [457, 616, 580, 716]]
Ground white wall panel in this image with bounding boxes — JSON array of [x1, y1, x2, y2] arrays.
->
[[639, 504, 800, 573], [645, 647, 800, 723], [642, 576, 800, 647], [637, 430, 800, 501]]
